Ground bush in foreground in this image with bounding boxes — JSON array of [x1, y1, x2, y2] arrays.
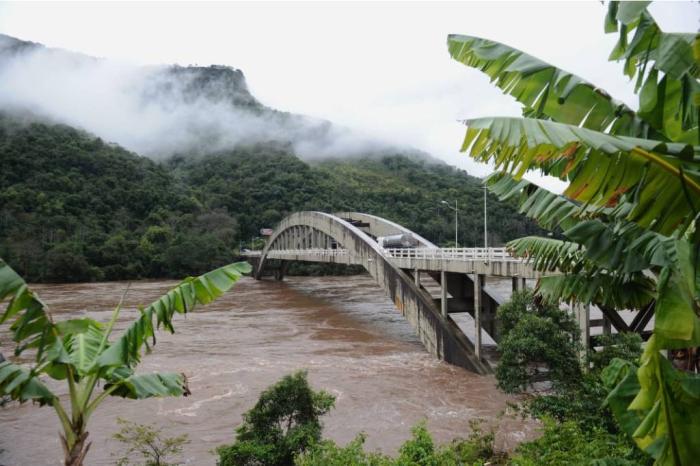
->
[[217, 371, 335, 466], [495, 290, 581, 393]]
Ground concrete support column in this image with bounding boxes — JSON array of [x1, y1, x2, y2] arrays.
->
[[414, 269, 420, 286], [574, 302, 590, 358], [474, 274, 485, 360], [511, 276, 519, 293], [520, 277, 527, 290], [440, 270, 447, 317]]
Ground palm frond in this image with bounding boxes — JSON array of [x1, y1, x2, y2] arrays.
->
[[463, 116, 699, 235], [507, 236, 583, 272], [447, 34, 654, 138], [538, 273, 655, 311], [0, 260, 61, 362], [0, 360, 56, 406], [488, 173, 677, 274], [105, 372, 187, 399], [486, 172, 598, 231], [97, 261, 251, 370], [606, 1, 699, 144]]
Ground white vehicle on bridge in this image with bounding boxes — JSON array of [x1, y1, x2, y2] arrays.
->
[[376, 233, 419, 249]]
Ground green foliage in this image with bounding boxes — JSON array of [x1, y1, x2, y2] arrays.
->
[[294, 433, 391, 466], [526, 334, 642, 434], [0, 114, 543, 283], [588, 333, 642, 374], [510, 417, 646, 466], [0, 259, 250, 465], [217, 371, 335, 466], [526, 373, 618, 434], [448, 2, 700, 463], [112, 418, 189, 466], [495, 290, 581, 393], [296, 420, 503, 466]]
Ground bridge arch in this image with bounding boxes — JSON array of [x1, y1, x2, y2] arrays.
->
[[253, 211, 491, 374], [335, 212, 437, 248]]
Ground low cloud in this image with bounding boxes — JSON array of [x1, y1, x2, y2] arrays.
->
[[0, 35, 398, 160]]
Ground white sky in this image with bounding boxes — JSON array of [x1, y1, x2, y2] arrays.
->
[[0, 1, 697, 190]]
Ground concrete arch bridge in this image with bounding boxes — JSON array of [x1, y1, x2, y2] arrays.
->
[[243, 211, 618, 375]]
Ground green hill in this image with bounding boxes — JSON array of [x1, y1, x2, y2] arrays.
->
[[0, 114, 544, 283]]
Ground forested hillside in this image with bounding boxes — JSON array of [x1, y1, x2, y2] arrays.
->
[[0, 114, 544, 283]]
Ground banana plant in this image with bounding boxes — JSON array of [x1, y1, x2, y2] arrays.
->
[[448, 1, 699, 464], [0, 259, 251, 466]]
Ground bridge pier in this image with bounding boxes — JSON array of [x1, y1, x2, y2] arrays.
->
[[574, 302, 590, 359], [273, 261, 289, 281], [248, 211, 550, 374], [474, 274, 484, 360], [511, 276, 527, 292], [440, 271, 447, 317]]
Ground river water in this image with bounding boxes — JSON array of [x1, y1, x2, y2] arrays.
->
[[0, 275, 537, 465]]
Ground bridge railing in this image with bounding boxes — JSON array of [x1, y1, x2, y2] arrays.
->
[[248, 248, 349, 257], [384, 247, 520, 262], [245, 247, 522, 262]]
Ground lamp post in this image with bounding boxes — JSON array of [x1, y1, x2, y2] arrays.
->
[[441, 200, 458, 248], [483, 186, 488, 250]]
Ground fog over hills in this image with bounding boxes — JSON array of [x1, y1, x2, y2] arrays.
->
[[0, 33, 429, 161]]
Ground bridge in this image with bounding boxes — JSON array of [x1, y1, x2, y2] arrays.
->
[[243, 211, 574, 375]]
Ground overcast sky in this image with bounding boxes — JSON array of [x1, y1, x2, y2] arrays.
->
[[0, 1, 697, 190]]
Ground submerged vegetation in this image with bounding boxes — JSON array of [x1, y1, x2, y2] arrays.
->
[[112, 418, 190, 466]]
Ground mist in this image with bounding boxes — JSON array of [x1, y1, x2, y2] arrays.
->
[[0, 34, 398, 160]]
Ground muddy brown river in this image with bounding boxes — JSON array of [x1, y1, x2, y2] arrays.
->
[[0, 275, 536, 465]]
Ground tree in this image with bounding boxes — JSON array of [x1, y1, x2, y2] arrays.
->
[[0, 259, 251, 466], [495, 290, 581, 393], [217, 371, 335, 466], [448, 2, 699, 464], [112, 418, 190, 466]]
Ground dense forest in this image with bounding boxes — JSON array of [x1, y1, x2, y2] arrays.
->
[[0, 113, 544, 282]]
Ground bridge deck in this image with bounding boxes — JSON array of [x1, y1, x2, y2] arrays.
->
[[245, 247, 540, 279]]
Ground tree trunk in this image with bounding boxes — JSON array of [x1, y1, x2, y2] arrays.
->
[[61, 430, 91, 466]]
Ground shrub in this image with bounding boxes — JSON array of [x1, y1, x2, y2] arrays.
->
[[510, 417, 646, 466], [526, 373, 616, 432], [296, 420, 503, 466], [217, 371, 335, 466], [112, 418, 189, 466], [495, 290, 581, 393], [587, 333, 642, 374], [294, 433, 391, 466]]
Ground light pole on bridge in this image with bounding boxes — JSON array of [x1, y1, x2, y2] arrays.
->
[[483, 186, 488, 250], [440, 200, 459, 248]]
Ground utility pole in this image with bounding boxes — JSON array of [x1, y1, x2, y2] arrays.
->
[[441, 200, 459, 248]]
